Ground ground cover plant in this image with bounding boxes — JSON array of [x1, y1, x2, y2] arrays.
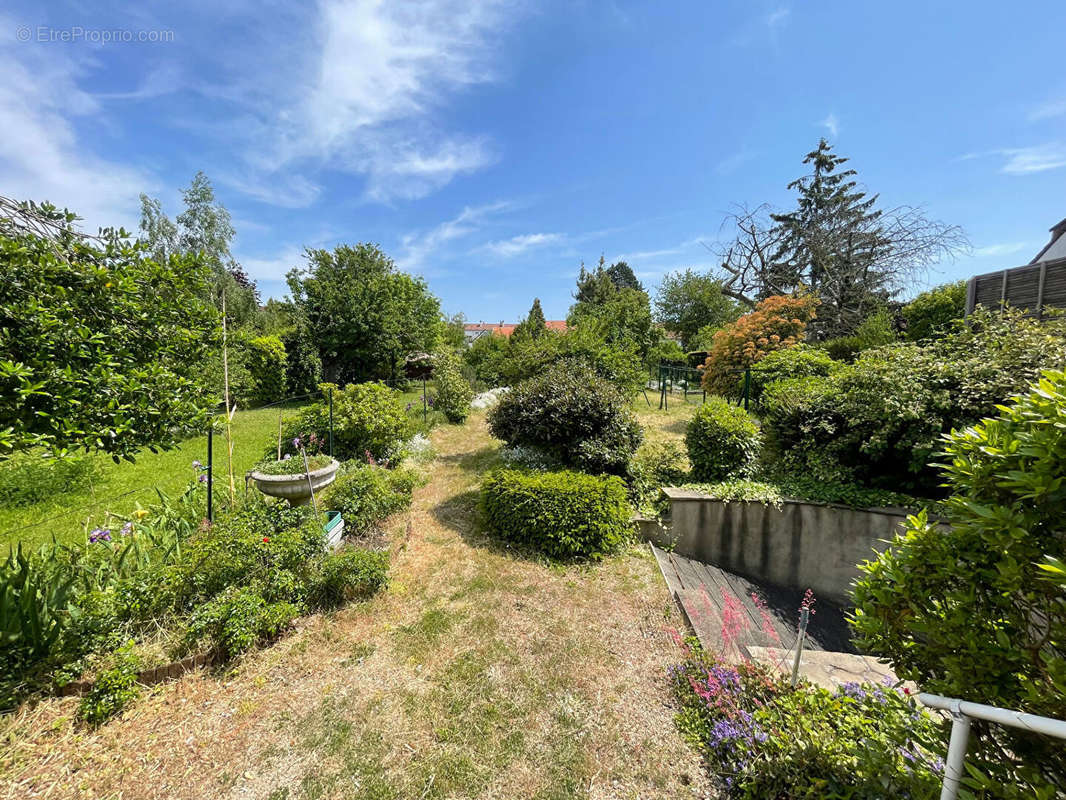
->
[[487, 361, 642, 475], [480, 468, 631, 559], [852, 369, 1066, 795]]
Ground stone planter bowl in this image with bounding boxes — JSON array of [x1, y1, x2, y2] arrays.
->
[[249, 459, 340, 506]]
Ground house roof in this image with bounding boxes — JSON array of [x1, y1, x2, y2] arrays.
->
[[464, 320, 568, 337], [1030, 217, 1066, 264]]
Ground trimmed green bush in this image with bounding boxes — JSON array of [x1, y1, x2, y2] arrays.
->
[[286, 382, 414, 462], [742, 344, 840, 406], [433, 347, 473, 423], [323, 463, 419, 535], [852, 370, 1066, 793], [628, 440, 689, 506], [685, 398, 761, 481], [480, 469, 631, 559], [763, 307, 1066, 492], [487, 362, 642, 475]]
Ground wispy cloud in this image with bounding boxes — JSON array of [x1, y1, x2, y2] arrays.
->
[[1029, 97, 1066, 122], [820, 112, 839, 138], [397, 201, 512, 271], [0, 19, 152, 231], [238, 0, 521, 205], [481, 232, 565, 258], [962, 143, 1066, 175], [973, 241, 1033, 258], [715, 150, 757, 175], [765, 7, 790, 29]]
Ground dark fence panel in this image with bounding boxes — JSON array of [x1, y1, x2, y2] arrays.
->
[[966, 257, 1066, 317]]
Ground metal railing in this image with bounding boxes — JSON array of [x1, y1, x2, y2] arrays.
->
[[919, 693, 1066, 800]]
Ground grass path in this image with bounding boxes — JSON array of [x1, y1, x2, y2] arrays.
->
[[0, 411, 711, 800]]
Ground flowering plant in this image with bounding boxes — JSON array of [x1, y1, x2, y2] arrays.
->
[[670, 639, 944, 798]]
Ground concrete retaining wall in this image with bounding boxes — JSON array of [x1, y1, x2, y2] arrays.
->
[[638, 489, 939, 605]]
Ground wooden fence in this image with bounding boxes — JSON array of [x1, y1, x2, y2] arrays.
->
[[966, 256, 1066, 316]]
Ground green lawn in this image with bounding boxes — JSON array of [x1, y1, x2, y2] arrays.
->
[[0, 403, 310, 551]]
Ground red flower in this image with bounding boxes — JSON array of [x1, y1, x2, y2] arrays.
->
[[903, 687, 911, 695], [262, 536, 270, 543]]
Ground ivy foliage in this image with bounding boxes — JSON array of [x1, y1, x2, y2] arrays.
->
[[852, 370, 1066, 794], [0, 203, 218, 460]]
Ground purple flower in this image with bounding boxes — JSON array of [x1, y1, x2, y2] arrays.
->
[[120, 521, 134, 536], [282, 453, 292, 461], [191, 459, 203, 469], [839, 682, 868, 701], [406, 402, 413, 411], [89, 528, 112, 544], [198, 474, 209, 483], [427, 396, 435, 407]]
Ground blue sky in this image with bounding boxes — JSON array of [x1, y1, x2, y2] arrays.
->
[[2, 1, 1064, 322]]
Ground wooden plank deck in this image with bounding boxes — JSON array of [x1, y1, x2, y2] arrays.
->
[[650, 543, 856, 657]]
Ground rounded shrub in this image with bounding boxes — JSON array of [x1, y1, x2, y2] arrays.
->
[[487, 362, 642, 475], [480, 469, 631, 559], [685, 398, 761, 481], [308, 546, 389, 608], [743, 344, 839, 406], [433, 347, 473, 424], [286, 382, 414, 462]]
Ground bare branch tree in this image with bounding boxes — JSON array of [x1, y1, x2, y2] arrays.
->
[[702, 203, 790, 308]]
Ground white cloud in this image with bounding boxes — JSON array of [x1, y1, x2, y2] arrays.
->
[[1029, 97, 1066, 122], [93, 62, 182, 102], [998, 143, 1066, 175], [481, 232, 564, 258], [397, 201, 512, 271], [0, 22, 152, 231], [765, 7, 790, 28], [247, 0, 520, 204], [240, 246, 307, 281], [820, 112, 839, 138], [715, 150, 757, 175], [973, 241, 1032, 258]]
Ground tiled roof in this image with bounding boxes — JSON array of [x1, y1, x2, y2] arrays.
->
[[464, 321, 567, 337]]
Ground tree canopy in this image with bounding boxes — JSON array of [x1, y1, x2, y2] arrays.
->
[[714, 140, 968, 337], [654, 269, 740, 349], [0, 200, 217, 460], [287, 243, 441, 384]]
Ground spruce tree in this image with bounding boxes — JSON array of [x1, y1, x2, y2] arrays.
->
[[770, 139, 891, 335]]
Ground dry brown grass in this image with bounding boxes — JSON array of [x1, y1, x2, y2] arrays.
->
[[0, 413, 712, 800]]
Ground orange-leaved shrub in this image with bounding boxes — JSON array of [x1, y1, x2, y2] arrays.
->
[[700, 295, 819, 396]]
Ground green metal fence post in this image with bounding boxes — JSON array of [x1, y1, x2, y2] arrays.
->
[[328, 387, 334, 458], [743, 368, 751, 411], [206, 425, 214, 522]]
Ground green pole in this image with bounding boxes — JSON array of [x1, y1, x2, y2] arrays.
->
[[328, 387, 334, 458], [743, 368, 751, 411]]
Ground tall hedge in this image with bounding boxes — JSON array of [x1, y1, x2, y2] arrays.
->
[[480, 469, 630, 559], [852, 370, 1066, 794], [244, 335, 287, 406], [433, 346, 473, 423]]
